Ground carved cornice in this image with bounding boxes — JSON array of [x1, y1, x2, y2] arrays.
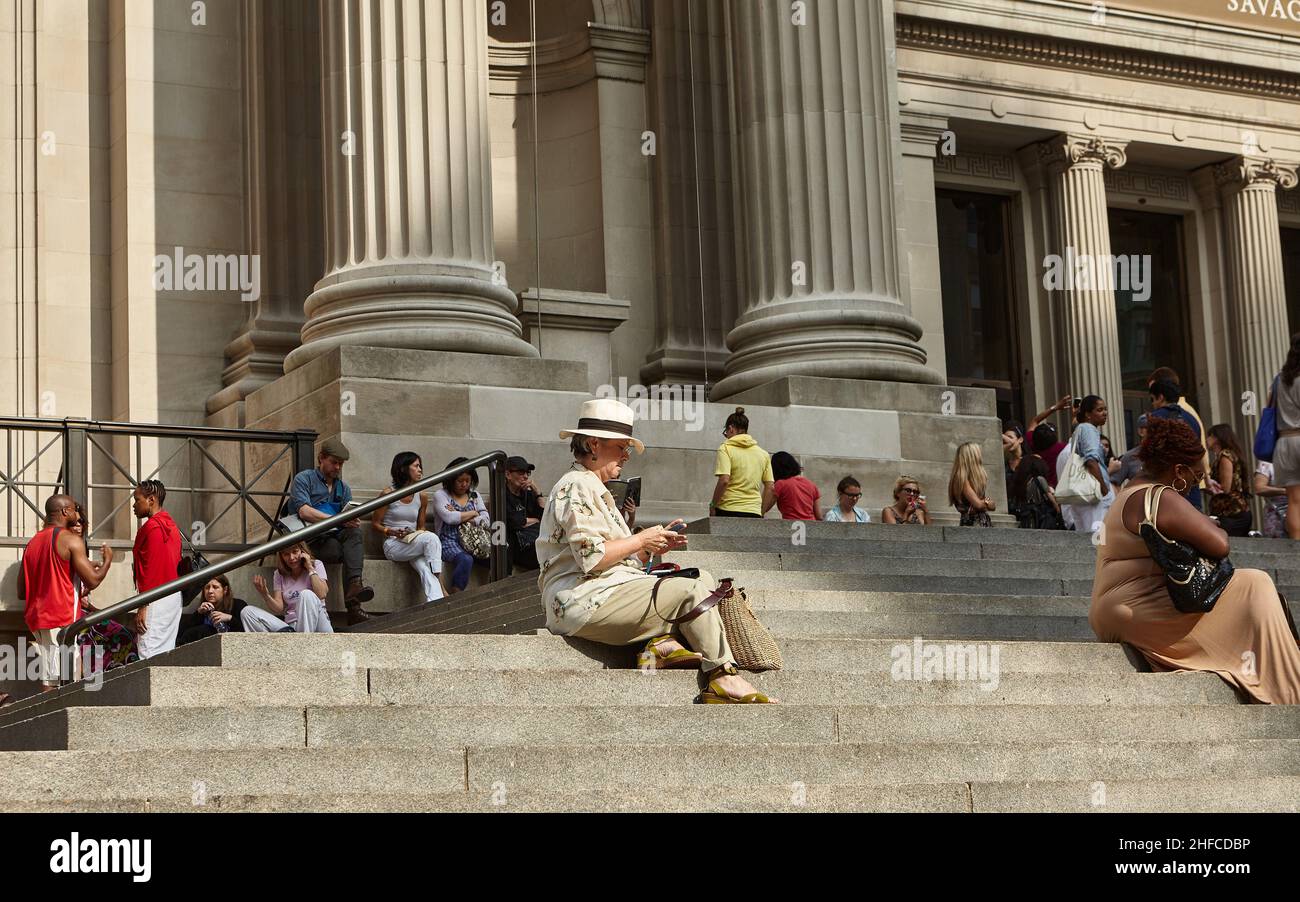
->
[[898, 109, 950, 157], [1103, 167, 1189, 202], [896, 15, 1300, 101], [1215, 157, 1300, 192], [1038, 135, 1127, 171], [933, 149, 1014, 182]]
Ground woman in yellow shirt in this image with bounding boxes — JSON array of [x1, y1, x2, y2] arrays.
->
[[710, 408, 775, 517]]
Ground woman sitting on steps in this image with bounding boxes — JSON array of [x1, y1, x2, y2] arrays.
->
[[537, 398, 776, 704], [1090, 417, 1300, 703]]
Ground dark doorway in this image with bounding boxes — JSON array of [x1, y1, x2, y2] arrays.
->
[[1283, 227, 1300, 337], [1107, 208, 1194, 447], [936, 189, 1023, 425]]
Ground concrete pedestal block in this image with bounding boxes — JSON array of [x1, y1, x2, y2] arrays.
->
[[232, 350, 1007, 531]]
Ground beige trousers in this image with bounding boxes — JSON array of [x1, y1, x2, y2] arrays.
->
[[573, 569, 733, 672]]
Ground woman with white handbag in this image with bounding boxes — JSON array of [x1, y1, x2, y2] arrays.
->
[[1056, 395, 1114, 535]]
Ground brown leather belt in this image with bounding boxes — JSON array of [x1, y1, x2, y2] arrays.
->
[[1279, 428, 1300, 438]]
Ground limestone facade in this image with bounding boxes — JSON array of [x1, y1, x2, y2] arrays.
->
[[4, 0, 1300, 510]]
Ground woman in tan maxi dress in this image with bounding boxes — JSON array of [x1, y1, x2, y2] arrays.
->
[[1090, 417, 1300, 704]]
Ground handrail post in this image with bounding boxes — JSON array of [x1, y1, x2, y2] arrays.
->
[[490, 456, 507, 582], [292, 430, 317, 481], [63, 418, 89, 510]]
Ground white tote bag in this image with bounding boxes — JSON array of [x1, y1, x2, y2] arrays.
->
[[1054, 435, 1103, 506]]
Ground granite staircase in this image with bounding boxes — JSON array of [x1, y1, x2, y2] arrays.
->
[[0, 519, 1297, 812]]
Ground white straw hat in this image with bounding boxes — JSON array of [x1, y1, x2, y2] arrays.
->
[[559, 398, 645, 453]]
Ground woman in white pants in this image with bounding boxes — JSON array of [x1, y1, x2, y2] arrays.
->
[[1058, 395, 1115, 535], [244, 542, 335, 633], [371, 452, 445, 604]]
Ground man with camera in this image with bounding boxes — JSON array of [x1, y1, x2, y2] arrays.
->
[[503, 456, 547, 571]]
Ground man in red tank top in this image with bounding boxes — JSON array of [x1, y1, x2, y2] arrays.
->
[[17, 494, 114, 690]]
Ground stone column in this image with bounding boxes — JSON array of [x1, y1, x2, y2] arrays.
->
[[640, 0, 737, 389], [209, 0, 322, 416], [897, 109, 950, 382], [1215, 157, 1298, 427], [1037, 134, 1128, 447], [284, 0, 535, 372], [711, 0, 939, 400]]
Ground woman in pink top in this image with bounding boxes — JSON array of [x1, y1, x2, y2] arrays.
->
[[247, 541, 335, 633], [763, 452, 823, 520]]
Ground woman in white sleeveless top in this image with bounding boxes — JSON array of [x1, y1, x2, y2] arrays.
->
[[371, 452, 445, 604]]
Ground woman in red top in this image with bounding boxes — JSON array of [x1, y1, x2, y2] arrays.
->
[[764, 452, 823, 521]]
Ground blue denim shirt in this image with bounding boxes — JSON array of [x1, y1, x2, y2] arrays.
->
[[1072, 423, 1111, 488], [289, 468, 352, 517]]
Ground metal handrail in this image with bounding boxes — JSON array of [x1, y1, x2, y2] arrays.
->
[[0, 415, 315, 443], [2, 415, 317, 549], [57, 449, 512, 648]]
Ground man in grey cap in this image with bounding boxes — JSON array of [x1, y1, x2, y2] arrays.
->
[[288, 438, 376, 624], [503, 455, 546, 571]]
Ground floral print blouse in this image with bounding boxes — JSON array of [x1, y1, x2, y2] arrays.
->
[[536, 466, 647, 635]]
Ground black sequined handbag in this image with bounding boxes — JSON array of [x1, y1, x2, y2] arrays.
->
[[1138, 484, 1234, 614]]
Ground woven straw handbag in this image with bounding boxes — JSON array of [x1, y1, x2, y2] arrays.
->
[[714, 586, 783, 672], [648, 564, 783, 672]]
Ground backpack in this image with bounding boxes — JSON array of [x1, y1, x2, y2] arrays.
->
[[1017, 475, 1065, 530]]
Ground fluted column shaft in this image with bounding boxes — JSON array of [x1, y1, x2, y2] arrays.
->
[[641, 0, 736, 389], [712, 0, 938, 399], [210, 0, 322, 414], [285, 0, 535, 371], [1040, 134, 1128, 449], [1217, 157, 1298, 430]]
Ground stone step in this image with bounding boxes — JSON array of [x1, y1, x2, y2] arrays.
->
[[686, 517, 1300, 554], [757, 609, 1097, 641], [15, 776, 1297, 812], [0, 740, 1293, 803], [0, 784, 969, 813], [369, 668, 1241, 706], [969, 777, 1300, 813], [152, 630, 1146, 674], [745, 589, 1090, 615], [695, 570, 1091, 596], [7, 665, 1235, 726], [0, 631, 1159, 729], [465, 739, 1300, 790], [667, 551, 1300, 594], [663, 550, 1100, 580], [12, 702, 1293, 751], [0, 667, 369, 730], [685, 534, 1300, 569], [0, 748, 466, 802]]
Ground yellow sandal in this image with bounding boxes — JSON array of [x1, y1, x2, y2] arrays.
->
[[637, 635, 704, 670], [696, 663, 775, 704]]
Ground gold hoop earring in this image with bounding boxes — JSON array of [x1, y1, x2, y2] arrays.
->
[[1172, 475, 1188, 494]]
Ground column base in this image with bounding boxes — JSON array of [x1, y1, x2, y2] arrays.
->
[[639, 345, 728, 390], [711, 298, 943, 400], [284, 265, 539, 373], [206, 321, 304, 419]]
